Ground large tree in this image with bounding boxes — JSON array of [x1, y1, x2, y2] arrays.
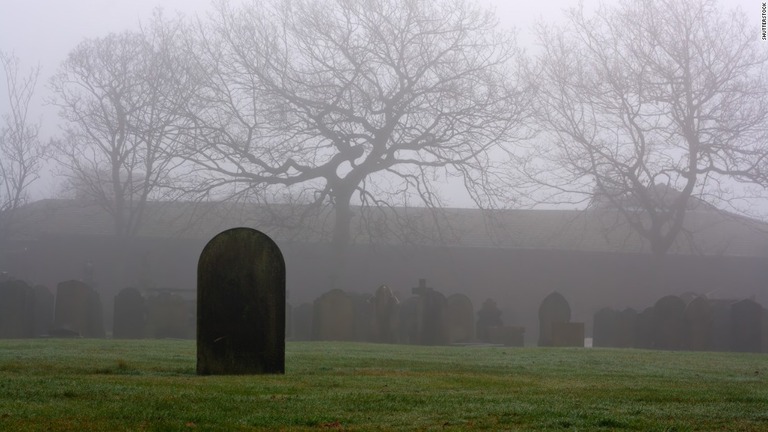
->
[[0, 52, 46, 242], [51, 13, 197, 238], [520, 0, 768, 256], [182, 0, 531, 286]]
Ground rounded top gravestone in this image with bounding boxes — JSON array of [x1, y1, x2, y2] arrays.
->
[[197, 227, 286, 375]]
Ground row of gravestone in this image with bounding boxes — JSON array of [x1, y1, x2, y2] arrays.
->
[[287, 281, 525, 347], [594, 295, 768, 353], [0, 279, 195, 339]]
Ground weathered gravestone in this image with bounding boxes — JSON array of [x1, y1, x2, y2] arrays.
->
[[147, 292, 190, 339], [398, 296, 421, 344], [371, 285, 399, 343], [616, 308, 638, 348], [552, 322, 584, 347], [0, 280, 35, 338], [445, 293, 475, 344], [538, 292, 571, 347], [412, 279, 448, 345], [593, 307, 618, 348], [351, 292, 374, 342], [730, 299, 763, 353], [684, 296, 712, 351], [32, 285, 54, 337], [634, 306, 655, 349], [312, 289, 356, 341], [291, 303, 313, 341], [113, 287, 146, 339], [476, 298, 503, 343], [653, 295, 686, 350], [197, 227, 285, 375], [52, 280, 105, 338]]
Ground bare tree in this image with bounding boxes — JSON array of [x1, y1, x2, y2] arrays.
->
[[51, 13, 197, 238], [520, 0, 768, 256], [182, 0, 532, 286], [0, 52, 46, 242]]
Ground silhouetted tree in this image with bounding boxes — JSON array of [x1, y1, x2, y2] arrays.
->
[[182, 0, 532, 287], [519, 0, 768, 256]]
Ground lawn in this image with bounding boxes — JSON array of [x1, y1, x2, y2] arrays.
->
[[0, 340, 766, 431]]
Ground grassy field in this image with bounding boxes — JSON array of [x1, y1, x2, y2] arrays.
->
[[0, 340, 767, 431]]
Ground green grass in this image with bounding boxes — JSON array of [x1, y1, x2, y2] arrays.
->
[[0, 340, 767, 431]]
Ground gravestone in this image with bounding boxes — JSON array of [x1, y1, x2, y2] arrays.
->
[[0, 280, 35, 338], [52, 280, 105, 338], [411, 279, 448, 345], [616, 308, 638, 348], [312, 289, 356, 341], [684, 296, 712, 351], [371, 285, 399, 343], [538, 291, 571, 347], [350, 292, 374, 342], [397, 296, 421, 344], [634, 306, 655, 349], [709, 299, 735, 351], [593, 307, 618, 348], [552, 322, 584, 347], [730, 299, 763, 353], [290, 303, 313, 341], [445, 293, 475, 344], [197, 227, 285, 375], [476, 298, 503, 342], [653, 295, 686, 350], [32, 285, 54, 337], [147, 292, 190, 339], [113, 287, 146, 339]]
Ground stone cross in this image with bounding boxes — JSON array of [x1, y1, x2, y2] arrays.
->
[[412, 278, 432, 296]]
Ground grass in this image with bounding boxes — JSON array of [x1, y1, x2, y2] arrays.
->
[[0, 340, 767, 431]]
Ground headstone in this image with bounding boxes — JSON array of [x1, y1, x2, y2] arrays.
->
[[312, 289, 356, 341], [476, 298, 503, 343], [32, 285, 54, 337], [0, 280, 35, 338], [147, 292, 190, 339], [350, 292, 374, 342], [593, 307, 618, 348], [397, 296, 421, 345], [113, 287, 146, 339], [710, 299, 735, 351], [411, 279, 448, 345], [551, 322, 584, 347], [371, 285, 399, 343], [616, 308, 637, 348], [653, 295, 686, 350], [487, 326, 525, 347], [684, 296, 712, 351], [197, 227, 286, 375], [538, 291, 571, 347], [445, 294, 475, 344], [730, 299, 763, 353], [52, 280, 105, 338], [634, 306, 655, 349], [291, 303, 314, 341]]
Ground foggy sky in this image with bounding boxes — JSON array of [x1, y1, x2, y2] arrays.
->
[[0, 0, 762, 204]]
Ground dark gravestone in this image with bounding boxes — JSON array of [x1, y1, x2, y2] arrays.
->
[[32, 285, 54, 337], [350, 292, 374, 342], [291, 303, 313, 341], [445, 294, 475, 344], [552, 322, 584, 347], [197, 227, 286, 375], [684, 296, 712, 351], [476, 298, 503, 343], [538, 291, 571, 347], [593, 307, 618, 348], [312, 289, 356, 341], [634, 306, 655, 349], [52, 280, 105, 338], [653, 295, 686, 350], [147, 292, 190, 339], [412, 279, 448, 345], [616, 308, 637, 348], [0, 280, 35, 338], [710, 299, 735, 352], [397, 296, 421, 345], [371, 285, 399, 343], [730, 299, 763, 353], [113, 287, 146, 339]]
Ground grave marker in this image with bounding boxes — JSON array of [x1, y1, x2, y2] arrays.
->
[[0, 280, 35, 338], [538, 291, 571, 347], [197, 227, 285, 375], [113, 287, 146, 339]]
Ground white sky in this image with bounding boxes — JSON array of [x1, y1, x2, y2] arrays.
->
[[0, 0, 762, 204]]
